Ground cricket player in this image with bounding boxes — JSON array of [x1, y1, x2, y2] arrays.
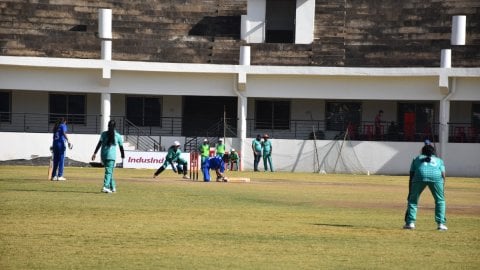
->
[[91, 120, 124, 193], [404, 144, 447, 231], [202, 155, 228, 182], [252, 134, 262, 172], [51, 117, 72, 181], [229, 148, 239, 171], [262, 133, 273, 172], [154, 141, 189, 179]]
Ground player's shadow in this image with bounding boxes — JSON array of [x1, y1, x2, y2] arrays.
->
[[6, 189, 99, 194], [313, 223, 355, 228]]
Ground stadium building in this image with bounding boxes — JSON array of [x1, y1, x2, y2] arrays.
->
[[0, 0, 479, 175]]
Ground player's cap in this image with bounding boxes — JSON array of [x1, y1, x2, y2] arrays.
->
[[424, 139, 431, 145], [203, 138, 208, 142], [231, 148, 235, 152], [219, 138, 223, 142], [263, 133, 269, 138], [174, 141, 181, 146]]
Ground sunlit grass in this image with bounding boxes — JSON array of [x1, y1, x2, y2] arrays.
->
[[1, 166, 479, 269]]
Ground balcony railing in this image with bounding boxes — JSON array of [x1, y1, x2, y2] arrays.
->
[[1, 113, 478, 143]]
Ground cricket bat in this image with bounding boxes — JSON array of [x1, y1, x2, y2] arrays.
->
[[47, 147, 53, 180], [47, 155, 53, 180]]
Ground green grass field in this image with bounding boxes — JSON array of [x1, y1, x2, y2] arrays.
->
[[1, 166, 479, 269]]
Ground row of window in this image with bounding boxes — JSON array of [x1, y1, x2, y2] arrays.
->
[[1, 91, 479, 132]]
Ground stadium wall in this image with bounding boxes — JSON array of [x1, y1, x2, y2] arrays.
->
[[1, 133, 479, 177]]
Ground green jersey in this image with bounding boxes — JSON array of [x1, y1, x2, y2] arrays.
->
[[99, 131, 123, 161], [252, 139, 262, 152], [199, 143, 210, 157], [166, 146, 181, 162], [230, 152, 239, 161], [410, 155, 445, 182], [216, 143, 225, 155], [262, 140, 272, 154]]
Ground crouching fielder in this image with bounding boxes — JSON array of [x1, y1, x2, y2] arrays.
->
[[153, 141, 189, 179], [91, 120, 124, 193], [404, 144, 447, 231], [202, 156, 228, 182]]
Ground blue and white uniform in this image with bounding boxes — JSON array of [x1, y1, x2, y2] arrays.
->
[[52, 123, 68, 178]]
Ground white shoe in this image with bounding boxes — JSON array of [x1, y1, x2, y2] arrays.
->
[[183, 175, 190, 179], [57, 176, 66, 181], [438, 224, 448, 231], [403, 223, 415, 230], [51, 176, 58, 181], [102, 187, 112, 193]]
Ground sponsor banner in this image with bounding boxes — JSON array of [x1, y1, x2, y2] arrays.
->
[[123, 151, 190, 169]]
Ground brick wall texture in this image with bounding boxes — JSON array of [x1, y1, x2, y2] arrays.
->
[[0, 0, 478, 67]]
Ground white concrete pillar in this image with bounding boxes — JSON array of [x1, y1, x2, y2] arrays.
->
[[451, 15, 466, 45], [237, 95, 247, 171], [440, 49, 451, 68], [439, 98, 450, 158], [99, 9, 112, 60], [240, 46, 251, 66], [101, 93, 111, 132]]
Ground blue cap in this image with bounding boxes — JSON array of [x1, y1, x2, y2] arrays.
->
[[424, 139, 431, 145]]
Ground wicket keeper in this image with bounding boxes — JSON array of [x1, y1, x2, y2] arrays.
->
[[154, 141, 189, 179]]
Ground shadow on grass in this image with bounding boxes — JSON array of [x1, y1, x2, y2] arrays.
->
[[314, 223, 355, 228], [4, 188, 100, 194]]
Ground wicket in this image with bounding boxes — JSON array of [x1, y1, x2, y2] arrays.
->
[[189, 151, 200, 180]]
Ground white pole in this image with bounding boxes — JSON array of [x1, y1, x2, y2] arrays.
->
[[440, 49, 451, 68], [451, 15, 466, 45], [240, 46, 251, 66], [99, 9, 112, 61], [101, 93, 111, 132]]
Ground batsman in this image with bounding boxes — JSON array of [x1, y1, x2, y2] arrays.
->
[[153, 141, 189, 179], [202, 155, 228, 182]]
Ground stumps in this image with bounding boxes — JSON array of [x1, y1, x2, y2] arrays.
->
[[189, 151, 199, 180]]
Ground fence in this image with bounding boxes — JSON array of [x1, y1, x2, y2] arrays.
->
[[1, 113, 478, 143]]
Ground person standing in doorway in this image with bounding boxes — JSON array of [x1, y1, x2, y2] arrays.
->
[[262, 133, 273, 172], [51, 117, 72, 181], [252, 134, 262, 172], [403, 144, 447, 231], [91, 120, 125, 193], [374, 110, 384, 140]]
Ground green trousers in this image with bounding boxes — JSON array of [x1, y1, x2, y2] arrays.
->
[[103, 159, 116, 191], [263, 152, 273, 172], [405, 181, 446, 224]]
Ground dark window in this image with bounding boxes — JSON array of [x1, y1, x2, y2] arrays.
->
[[49, 94, 86, 124], [126, 96, 161, 127], [326, 102, 361, 131], [265, 0, 296, 43], [472, 104, 480, 129], [255, 100, 290, 130], [0, 91, 11, 123]]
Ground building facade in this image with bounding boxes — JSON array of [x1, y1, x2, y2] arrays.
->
[[0, 0, 479, 175]]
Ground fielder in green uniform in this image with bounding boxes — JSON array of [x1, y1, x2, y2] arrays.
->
[[92, 120, 124, 193], [229, 148, 239, 171], [154, 141, 189, 179], [199, 138, 210, 164], [404, 144, 447, 231], [252, 134, 262, 172], [262, 133, 273, 172]]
